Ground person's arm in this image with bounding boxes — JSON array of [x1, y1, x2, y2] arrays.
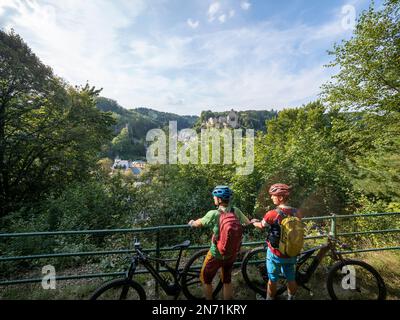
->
[[252, 220, 264, 229], [235, 207, 252, 226], [252, 210, 274, 229], [188, 210, 215, 229], [188, 219, 203, 228]]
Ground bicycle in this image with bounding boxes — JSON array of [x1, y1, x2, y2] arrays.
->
[[241, 225, 387, 300], [90, 238, 222, 300]]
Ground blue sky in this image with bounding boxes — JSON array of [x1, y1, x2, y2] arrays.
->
[[0, 0, 384, 115]]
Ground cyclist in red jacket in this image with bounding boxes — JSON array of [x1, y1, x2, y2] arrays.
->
[[252, 183, 302, 300]]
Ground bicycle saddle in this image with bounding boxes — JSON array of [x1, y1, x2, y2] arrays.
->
[[171, 240, 191, 250]]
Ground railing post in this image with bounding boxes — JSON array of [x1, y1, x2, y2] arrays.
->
[[330, 214, 337, 237], [155, 228, 160, 298]]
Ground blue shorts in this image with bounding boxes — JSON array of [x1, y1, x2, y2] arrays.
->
[[266, 248, 297, 283]]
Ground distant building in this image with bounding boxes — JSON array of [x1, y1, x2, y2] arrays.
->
[[112, 157, 131, 170], [202, 109, 239, 129], [112, 157, 146, 175]]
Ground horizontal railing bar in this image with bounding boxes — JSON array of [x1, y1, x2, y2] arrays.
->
[[0, 245, 214, 262], [0, 272, 126, 286], [333, 212, 400, 219], [0, 267, 173, 286], [1, 212, 398, 239], [301, 212, 400, 221], [337, 229, 400, 237], [339, 246, 400, 254], [0, 249, 140, 262], [0, 225, 191, 238], [0, 236, 327, 262]]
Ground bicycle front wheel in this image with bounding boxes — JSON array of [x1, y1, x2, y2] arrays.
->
[[327, 260, 386, 300], [181, 249, 223, 300], [90, 278, 147, 300]]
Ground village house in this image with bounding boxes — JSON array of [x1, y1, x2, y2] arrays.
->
[[202, 109, 239, 129], [112, 157, 146, 175]]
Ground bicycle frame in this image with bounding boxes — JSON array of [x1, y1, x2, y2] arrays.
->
[[296, 237, 344, 285], [126, 245, 186, 297]]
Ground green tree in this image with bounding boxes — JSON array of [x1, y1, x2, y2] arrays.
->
[[253, 102, 353, 217], [0, 29, 115, 218], [322, 0, 400, 204]]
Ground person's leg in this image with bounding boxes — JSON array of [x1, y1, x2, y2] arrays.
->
[[203, 284, 213, 300], [221, 257, 235, 300], [266, 249, 280, 300], [200, 251, 220, 300], [223, 283, 233, 300], [267, 280, 278, 300], [287, 281, 297, 296], [282, 262, 297, 300]]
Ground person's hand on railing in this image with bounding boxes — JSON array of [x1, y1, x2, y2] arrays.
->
[[188, 219, 202, 228], [250, 218, 264, 230]]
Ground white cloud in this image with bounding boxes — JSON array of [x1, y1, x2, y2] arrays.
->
[[207, 2, 220, 22], [218, 14, 226, 23], [240, 1, 251, 11], [0, 0, 354, 115], [229, 9, 235, 18], [187, 18, 199, 29]]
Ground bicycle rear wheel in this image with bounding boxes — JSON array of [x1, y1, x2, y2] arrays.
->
[[90, 278, 147, 300], [241, 246, 268, 296], [181, 249, 223, 300], [327, 260, 386, 300], [241, 246, 290, 298]]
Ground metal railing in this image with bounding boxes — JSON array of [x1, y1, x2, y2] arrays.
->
[[1, 212, 399, 287]]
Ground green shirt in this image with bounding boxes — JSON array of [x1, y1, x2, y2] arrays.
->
[[200, 205, 248, 260]]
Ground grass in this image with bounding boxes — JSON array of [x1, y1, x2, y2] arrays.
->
[[361, 250, 400, 300]]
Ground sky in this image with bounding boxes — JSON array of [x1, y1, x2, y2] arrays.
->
[[0, 0, 384, 115]]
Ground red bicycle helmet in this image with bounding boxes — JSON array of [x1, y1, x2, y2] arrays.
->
[[268, 183, 291, 197]]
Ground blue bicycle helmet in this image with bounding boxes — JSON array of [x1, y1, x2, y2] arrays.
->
[[212, 186, 233, 200]]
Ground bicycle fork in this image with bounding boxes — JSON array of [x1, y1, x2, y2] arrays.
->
[[119, 258, 139, 300]]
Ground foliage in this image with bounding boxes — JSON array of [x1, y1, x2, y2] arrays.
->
[[0, 29, 115, 219], [96, 98, 199, 160], [251, 101, 353, 217], [322, 0, 400, 204]]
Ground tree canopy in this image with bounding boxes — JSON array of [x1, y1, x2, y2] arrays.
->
[[0, 30, 115, 218]]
